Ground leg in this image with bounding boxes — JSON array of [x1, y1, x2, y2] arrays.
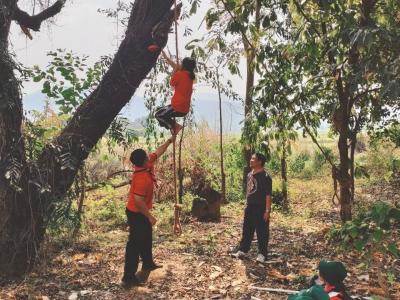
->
[[239, 207, 256, 253], [123, 210, 143, 281], [170, 110, 186, 135], [255, 213, 269, 258], [155, 105, 175, 130], [139, 215, 154, 268]]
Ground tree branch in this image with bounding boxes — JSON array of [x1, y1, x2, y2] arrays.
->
[[292, 0, 322, 38], [13, 0, 66, 32]]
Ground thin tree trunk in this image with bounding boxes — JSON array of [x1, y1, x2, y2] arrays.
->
[[241, 0, 261, 193], [337, 107, 352, 222], [216, 69, 226, 203], [178, 121, 185, 204], [281, 140, 288, 212], [0, 0, 180, 277], [242, 51, 255, 192], [73, 166, 86, 237], [350, 135, 356, 203]]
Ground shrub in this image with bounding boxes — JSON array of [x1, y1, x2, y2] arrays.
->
[[300, 161, 315, 179], [267, 151, 281, 175], [329, 202, 400, 297], [89, 186, 126, 227], [361, 140, 399, 181], [271, 189, 285, 211], [312, 146, 334, 173], [289, 151, 310, 174], [330, 202, 400, 257]]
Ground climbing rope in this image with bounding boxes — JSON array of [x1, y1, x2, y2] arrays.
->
[[172, 0, 182, 235]]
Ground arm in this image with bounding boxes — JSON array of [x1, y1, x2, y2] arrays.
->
[[134, 194, 157, 225], [162, 50, 180, 72], [264, 195, 272, 221], [154, 135, 176, 158], [264, 176, 272, 221]]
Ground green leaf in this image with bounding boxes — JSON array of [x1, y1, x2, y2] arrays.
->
[[190, 0, 198, 15], [262, 16, 270, 28], [387, 243, 399, 257], [372, 229, 383, 242], [354, 239, 366, 251]]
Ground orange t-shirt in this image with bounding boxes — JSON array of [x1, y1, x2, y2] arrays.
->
[[325, 284, 343, 300], [126, 153, 157, 213], [170, 70, 193, 114]]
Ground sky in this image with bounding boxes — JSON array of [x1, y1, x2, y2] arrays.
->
[[10, 0, 246, 97], [9, 0, 247, 132]]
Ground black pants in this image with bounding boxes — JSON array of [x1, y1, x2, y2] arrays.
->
[[123, 209, 153, 280], [155, 105, 186, 130], [239, 206, 269, 257]]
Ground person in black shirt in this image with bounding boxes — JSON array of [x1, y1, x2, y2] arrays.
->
[[232, 153, 272, 262]]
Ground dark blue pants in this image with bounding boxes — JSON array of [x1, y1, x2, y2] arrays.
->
[[123, 209, 153, 280], [239, 206, 269, 257]]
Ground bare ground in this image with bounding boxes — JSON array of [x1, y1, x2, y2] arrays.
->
[[1, 177, 399, 300]]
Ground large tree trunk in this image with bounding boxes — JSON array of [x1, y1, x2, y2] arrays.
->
[[0, 0, 180, 277], [0, 0, 36, 278]]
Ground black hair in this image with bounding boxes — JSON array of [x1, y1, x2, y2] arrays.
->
[[130, 149, 147, 167], [182, 57, 196, 80], [254, 152, 267, 166]]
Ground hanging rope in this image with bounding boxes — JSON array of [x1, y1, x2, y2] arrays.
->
[[173, 0, 179, 66], [172, 0, 182, 235]]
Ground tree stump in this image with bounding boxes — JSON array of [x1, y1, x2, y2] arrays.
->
[[191, 186, 221, 222]]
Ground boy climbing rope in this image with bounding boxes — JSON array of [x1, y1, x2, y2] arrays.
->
[[155, 50, 196, 135]]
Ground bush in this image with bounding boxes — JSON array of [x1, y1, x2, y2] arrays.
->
[[330, 202, 400, 257], [289, 151, 310, 174], [88, 186, 126, 227], [300, 161, 315, 179], [271, 189, 286, 211], [312, 146, 334, 173], [267, 151, 281, 175], [360, 140, 399, 181]]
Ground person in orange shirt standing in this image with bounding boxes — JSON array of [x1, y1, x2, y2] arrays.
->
[[122, 135, 176, 288], [155, 51, 196, 135]]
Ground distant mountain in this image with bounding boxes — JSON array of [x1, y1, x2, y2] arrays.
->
[[22, 91, 245, 133]]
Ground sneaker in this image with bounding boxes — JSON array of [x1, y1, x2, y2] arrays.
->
[[231, 250, 247, 259], [256, 254, 266, 263], [142, 263, 163, 271], [121, 276, 142, 289]]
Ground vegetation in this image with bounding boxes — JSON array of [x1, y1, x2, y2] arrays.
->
[[0, 0, 399, 299]]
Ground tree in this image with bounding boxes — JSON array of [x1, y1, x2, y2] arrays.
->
[[205, 0, 264, 192], [255, 0, 400, 221], [258, 113, 297, 212], [0, 0, 180, 277]]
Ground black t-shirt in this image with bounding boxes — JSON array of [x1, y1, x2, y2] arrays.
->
[[246, 170, 272, 209]]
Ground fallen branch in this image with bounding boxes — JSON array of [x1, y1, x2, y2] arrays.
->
[[249, 286, 297, 294]]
